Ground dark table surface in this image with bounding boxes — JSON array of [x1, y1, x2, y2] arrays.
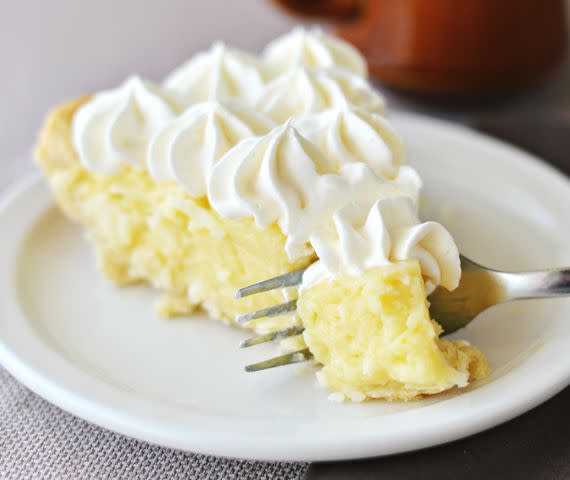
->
[[304, 112, 570, 480], [306, 387, 569, 480]]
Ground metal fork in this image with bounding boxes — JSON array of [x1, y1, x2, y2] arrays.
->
[[235, 255, 570, 372]]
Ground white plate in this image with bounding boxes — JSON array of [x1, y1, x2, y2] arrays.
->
[[1, 113, 569, 462]]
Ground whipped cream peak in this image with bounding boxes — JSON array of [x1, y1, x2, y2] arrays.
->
[[303, 196, 461, 292], [73, 76, 178, 174], [293, 107, 404, 179], [148, 101, 275, 197], [163, 42, 265, 106], [208, 121, 335, 240], [263, 27, 367, 78], [256, 67, 385, 123]]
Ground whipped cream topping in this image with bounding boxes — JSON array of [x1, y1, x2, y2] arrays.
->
[[163, 42, 265, 106], [293, 107, 404, 179], [148, 101, 274, 197], [73, 76, 178, 174], [72, 28, 461, 292], [302, 196, 461, 293], [263, 27, 367, 78], [256, 68, 384, 123], [208, 121, 459, 290]]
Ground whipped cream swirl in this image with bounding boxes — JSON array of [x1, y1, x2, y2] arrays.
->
[[263, 27, 367, 78], [302, 196, 461, 292], [293, 107, 404, 179], [148, 101, 274, 197], [73, 76, 178, 174], [256, 68, 384, 123], [163, 42, 265, 106]]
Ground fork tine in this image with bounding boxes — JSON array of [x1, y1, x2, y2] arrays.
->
[[245, 348, 313, 372], [240, 325, 305, 348], [235, 268, 306, 298], [236, 299, 297, 324]]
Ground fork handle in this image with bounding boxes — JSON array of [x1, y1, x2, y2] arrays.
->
[[498, 268, 570, 300]]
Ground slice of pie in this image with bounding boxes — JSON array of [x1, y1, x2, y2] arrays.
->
[[35, 28, 488, 401]]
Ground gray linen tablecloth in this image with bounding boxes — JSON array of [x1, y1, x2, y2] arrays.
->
[[0, 369, 307, 480]]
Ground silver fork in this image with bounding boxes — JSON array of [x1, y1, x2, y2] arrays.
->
[[235, 255, 570, 372]]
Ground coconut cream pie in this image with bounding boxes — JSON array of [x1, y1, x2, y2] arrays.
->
[[35, 27, 488, 402]]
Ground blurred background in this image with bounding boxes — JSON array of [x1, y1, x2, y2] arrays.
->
[[0, 0, 568, 183]]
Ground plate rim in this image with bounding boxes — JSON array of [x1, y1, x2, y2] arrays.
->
[[1, 112, 569, 461]]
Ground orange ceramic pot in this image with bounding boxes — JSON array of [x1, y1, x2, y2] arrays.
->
[[272, 0, 568, 96]]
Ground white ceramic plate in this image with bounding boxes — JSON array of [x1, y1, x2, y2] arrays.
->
[[1, 113, 569, 462]]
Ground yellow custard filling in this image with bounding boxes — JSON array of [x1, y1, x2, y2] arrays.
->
[[298, 261, 488, 401]]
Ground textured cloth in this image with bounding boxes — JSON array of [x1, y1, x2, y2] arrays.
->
[[0, 368, 308, 479]]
